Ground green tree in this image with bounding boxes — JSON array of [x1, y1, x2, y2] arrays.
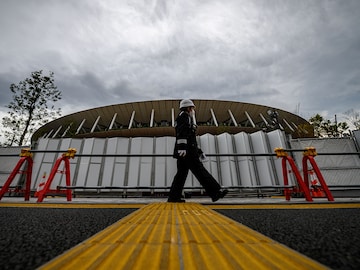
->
[[1, 70, 62, 146], [309, 114, 323, 137], [344, 109, 360, 130], [309, 114, 349, 137]]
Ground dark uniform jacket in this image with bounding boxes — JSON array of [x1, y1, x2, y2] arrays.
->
[[173, 111, 201, 159]]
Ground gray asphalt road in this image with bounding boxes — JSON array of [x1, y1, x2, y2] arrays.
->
[[0, 208, 136, 270], [0, 207, 359, 269], [216, 208, 360, 270]]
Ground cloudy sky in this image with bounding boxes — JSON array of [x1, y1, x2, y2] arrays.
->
[[0, 0, 359, 126]]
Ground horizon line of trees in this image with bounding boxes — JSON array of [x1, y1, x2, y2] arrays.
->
[[309, 110, 360, 138]]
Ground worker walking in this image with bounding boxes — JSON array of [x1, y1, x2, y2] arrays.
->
[[168, 99, 228, 203]]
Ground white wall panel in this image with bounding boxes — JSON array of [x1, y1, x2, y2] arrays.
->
[[127, 138, 140, 187], [154, 137, 176, 189], [354, 130, 360, 147], [72, 138, 105, 188], [102, 138, 116, 188], [32, 139, 60, 189], [0, 147, 23, 186], [138, 138, 154, 187], [233, 132, 256, 187], [250, 131, 276, 186], [32, 139, 49, 188], [291, 138, 360, 168], [75, 138, 94, 187], [46, 139, 63, 189], [88, 139, 106, 186], [199, 133, 219, 180], [34, 163, 54, 190], [51, 138, 83, 189], [290, 137, 360, 186], [153, 137, 167, 188], [267, 130, 293, 185], [127, 137, 153, 189], [217, 133, 237, 187], [112, 138, 130, 187]]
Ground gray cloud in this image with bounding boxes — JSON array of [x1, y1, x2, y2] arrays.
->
[[0, 0, 359, 125], [0, 73, 15, 107]]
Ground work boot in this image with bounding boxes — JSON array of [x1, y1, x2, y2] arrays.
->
[[212, 189, 229, 202]]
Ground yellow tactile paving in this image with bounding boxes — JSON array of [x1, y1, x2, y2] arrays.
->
[[39, 202, 328, 270]]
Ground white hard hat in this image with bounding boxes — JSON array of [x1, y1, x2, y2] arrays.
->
[[179, 99, 195, 109]]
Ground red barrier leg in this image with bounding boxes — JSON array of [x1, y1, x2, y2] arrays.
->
[[23, 157, 33, 201], [281, 158, 291, 201], [64, 158, 72, 201], [304, 156, 334, 202], [285, 156, 313, 202]]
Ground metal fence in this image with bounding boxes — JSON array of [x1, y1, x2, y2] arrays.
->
[[1, 130, 360, 197]]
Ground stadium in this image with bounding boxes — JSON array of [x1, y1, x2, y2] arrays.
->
[[0, 99, 345, 197], [1, 99, 359, 198]]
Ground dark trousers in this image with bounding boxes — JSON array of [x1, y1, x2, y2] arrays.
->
[[169, 151, 221, 200]]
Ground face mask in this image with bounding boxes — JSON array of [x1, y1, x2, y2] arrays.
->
[[189, 109, 195, 118]]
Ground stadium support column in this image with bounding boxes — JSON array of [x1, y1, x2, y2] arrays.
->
[[128, 111, 135, 129], [245, 111, 256, 128], [171, 108, 175, 127], [228, 109, 238, 126], [210, 108, 218, 126], [91, 116, 101, 133], [150, 109, 155, 127], [109, 113, 118, 130], [75, 119, 86, 135]]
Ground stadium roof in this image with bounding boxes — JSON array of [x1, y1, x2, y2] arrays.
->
[[32, 99, 312, 141]]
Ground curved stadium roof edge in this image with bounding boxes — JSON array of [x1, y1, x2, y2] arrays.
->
[[32, 99, 312, 141]]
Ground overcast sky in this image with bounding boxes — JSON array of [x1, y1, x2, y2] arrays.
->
[[0, 0, 359, 126]]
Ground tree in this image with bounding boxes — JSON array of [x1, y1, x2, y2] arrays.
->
[[309, 114, 349, 137], [1, 70, 62, 146], [309, 114, 323, 137], [344, 109, 360, 130]]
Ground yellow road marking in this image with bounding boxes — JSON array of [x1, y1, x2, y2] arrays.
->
[[39, 203, 328, 270]]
